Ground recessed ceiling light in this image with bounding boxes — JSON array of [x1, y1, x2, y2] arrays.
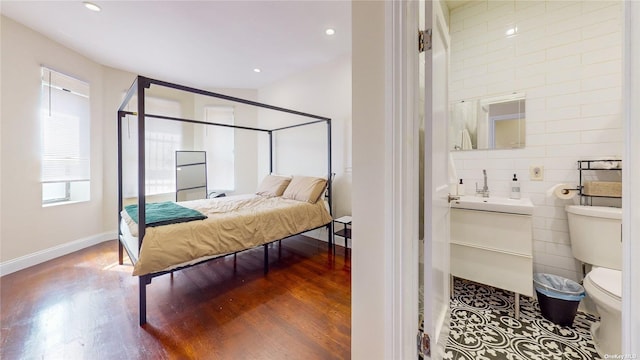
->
[[325, 28, 336, 36], [83, 2, 101, 12], [253, 68, 261, 73]]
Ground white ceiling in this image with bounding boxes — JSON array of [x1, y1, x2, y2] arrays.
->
[[1, 1, 352, 90]]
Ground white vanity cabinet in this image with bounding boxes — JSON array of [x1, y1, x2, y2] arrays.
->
[[450, 202, 533, 318]]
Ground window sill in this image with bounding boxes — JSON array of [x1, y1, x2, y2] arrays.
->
[[42, 200, 89, 208]]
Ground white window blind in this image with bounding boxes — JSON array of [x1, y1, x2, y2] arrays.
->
[[41, 67, 90, 204], [204, 106, 235, 191]]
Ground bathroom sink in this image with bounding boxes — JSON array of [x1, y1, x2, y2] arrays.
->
[[451, 195, 534, 215]]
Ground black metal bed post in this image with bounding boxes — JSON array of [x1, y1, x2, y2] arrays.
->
[[117, 111, 125, 265], [117, 77, 138, 266], [146, 113, 274, 132], [265, 131, 273, 274], [264, 244, 269, 274], [114, 75, 335, 325], [147, 77, 330, 122], [268, 131, 273, 173], [137, 76, 149, 326], [327, 119, 333, 251]]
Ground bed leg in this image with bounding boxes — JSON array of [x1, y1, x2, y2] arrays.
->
[[327, 223, 334, 254], [233, 253, 237, 272], [118, 239, 124, 265], [139, 276, 150, 326], [263, 244, 269, 274]]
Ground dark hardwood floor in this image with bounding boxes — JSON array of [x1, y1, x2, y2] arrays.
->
[[0, 236, 351, 359]]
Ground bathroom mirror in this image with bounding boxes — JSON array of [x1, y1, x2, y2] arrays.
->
[[450, 93, 526, 151]]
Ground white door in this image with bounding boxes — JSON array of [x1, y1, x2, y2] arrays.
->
[[422, 0, 451, 358]]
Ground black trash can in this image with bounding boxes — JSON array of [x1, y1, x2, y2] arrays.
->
[[533, 273, 585, 327]]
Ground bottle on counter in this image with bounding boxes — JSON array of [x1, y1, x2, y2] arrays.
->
[[510, 174, 521, 199], [457, 179, 465, 196]]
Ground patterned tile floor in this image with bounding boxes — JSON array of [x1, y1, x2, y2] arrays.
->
[[435, 278, 602, 360]]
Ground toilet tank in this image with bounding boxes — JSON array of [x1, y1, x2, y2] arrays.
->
[[565, 205, 622, 271]]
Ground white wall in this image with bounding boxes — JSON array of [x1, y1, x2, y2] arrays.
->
[[1, 17, 263, 271], [624, 0, 640, 352], [352, 1, 387, 358], [449, 1, 624, 281], [258, 54, 352, 219], [101, 66, 138, 233], [1, 16, 108, 266]]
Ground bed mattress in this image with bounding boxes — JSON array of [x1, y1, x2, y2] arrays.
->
[[121, 194, 333, 276]]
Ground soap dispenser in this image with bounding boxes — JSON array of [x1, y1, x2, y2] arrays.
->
[[510, 174, 521, 199], [457, 179, 465, 196]]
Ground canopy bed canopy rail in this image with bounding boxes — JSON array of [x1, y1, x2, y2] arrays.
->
[[117, 76, 333, 326]]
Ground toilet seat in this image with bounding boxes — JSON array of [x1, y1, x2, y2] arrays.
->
[[587, 267, 622, 301], [583, 267, 622, 356]]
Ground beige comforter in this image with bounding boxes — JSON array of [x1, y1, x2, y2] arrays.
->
[[122, 194, 333, 276]]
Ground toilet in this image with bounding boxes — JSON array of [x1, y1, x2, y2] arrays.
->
[[565, 205, 622, 357]]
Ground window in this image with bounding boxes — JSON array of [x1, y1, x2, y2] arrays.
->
[[41, 67, 90, 205], [204, 106, 235, 191], [144, 97, 182, 195], [121, 96, 183, 197]]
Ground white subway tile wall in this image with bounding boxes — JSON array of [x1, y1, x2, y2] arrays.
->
[[449, 0, 623, 282]]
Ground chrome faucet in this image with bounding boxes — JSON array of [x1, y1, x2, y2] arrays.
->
[[476, 169, 490, 197]]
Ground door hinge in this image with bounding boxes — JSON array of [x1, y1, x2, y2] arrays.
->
[[418, 29, 432, 53], [417, 330, 431, 357]]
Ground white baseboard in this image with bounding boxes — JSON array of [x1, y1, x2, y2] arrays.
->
[[0, 231, 117, 277], [304, 227, 350, 248], [305, 228, 329, 242]]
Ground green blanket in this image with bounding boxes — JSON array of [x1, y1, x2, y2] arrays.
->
[[124, 201, 207, 227]]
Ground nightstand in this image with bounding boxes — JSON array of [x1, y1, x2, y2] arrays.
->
[[333, 216, 352, 256]]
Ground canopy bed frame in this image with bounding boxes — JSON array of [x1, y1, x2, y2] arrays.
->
[[116, 76, 332, 325]]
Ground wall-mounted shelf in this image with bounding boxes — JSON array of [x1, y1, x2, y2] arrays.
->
[[577, 159, 622, 206]]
